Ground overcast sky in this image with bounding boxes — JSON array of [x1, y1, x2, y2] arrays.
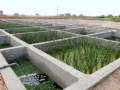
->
[[0, 0, 120, 16]]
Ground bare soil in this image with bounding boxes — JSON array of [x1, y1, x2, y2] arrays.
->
[[0, 73, 7, 90], [91, 68, 120, 90]]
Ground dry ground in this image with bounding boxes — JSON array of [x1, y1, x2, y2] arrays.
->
[[0, 73, 7, 90], [91, 68, 120, 90]]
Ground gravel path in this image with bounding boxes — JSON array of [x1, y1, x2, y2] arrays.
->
[[91, 68, 120, 90], [0, 73, 7, 90]]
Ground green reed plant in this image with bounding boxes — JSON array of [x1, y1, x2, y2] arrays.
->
[[21, 31, 73, 44], [46, 37, 120, 74], [5, 27, 46, 34], [0, 21, 30, 29]]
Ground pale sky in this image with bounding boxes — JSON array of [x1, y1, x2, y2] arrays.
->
[[0, 0, 120, 16]]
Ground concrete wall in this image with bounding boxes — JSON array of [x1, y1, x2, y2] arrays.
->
[[113, 31, 120, 38], [62, 27, 84, 34], [90, 31, 115, 39], [0, 30, 5, 35], [0, 35, 9, 45], [61, 27, 110, 35], [1, 46, 26, 63], [40, 24, 52, 27], [45, 25, 66, 30]]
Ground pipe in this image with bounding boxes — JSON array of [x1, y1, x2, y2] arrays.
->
[[0, 63, 18, 70]]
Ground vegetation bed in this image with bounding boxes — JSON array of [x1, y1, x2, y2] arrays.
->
[[21, 31, 73, 44], [11, 59, 62, 90], [0, 22, 30, 29], [0, 44, 11, 49], [5, 27, 46, 34], [46, 38, 120, 74]]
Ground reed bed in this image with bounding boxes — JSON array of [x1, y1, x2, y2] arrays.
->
[[5, 27, 46, 34], [21, 31, 73, 44], [0, 44, 11, 49], [0, 21, 30, 29], [11, 59, 62, 90], [46, 37, 120, 74]]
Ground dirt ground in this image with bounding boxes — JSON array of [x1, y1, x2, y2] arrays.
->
[[0, 73, 7, 90], [91, 68, 120, 90]]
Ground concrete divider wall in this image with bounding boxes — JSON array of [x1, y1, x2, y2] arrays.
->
[[0, 30, 5, 35], [60, 27, 111, 35], [90, 31, 114, 38], [84, 28, 107, 34], [62, 27, 84, 34], [8, 36, 23, 46], [113, 31, 120, 38], [90, 31, 120, 39], [0, 35, 8, 45], [40, 24, 52, 26], [1, 47, 26, 63], [45, 25, 66, 30]]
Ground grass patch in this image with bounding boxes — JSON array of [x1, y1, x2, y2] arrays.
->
[[46, 38, 120, 74], [0, 44, 11, 49], [11, 59, 62, 90], [5, 27, 46, 34], [21, 31, 73, 44], [105, 37, 120, 42]]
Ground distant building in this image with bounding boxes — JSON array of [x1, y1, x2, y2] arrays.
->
[[14, 13, 19, 16], [0, 10, 3, 15]]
